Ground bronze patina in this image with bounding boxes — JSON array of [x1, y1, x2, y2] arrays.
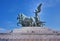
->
[[17, 3, 45, 27]]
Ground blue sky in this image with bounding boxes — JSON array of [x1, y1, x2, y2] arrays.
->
[[0, 0, 60, 32]]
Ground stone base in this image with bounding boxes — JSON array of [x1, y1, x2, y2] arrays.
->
[[0, 39, 60, 41]]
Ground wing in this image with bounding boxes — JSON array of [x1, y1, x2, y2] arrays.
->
[[37, 3, 42, 12]]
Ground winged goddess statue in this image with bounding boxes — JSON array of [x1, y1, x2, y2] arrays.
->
[[34, 3, 42, 26]]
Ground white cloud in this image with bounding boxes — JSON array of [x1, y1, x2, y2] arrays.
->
[[4, 21, 17, 29], [41, 0, 60, 8], [6, 21, 16, 27], [0, 28, 5, 31]]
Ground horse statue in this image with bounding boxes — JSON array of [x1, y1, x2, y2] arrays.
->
[[17, 13, 35, 26]]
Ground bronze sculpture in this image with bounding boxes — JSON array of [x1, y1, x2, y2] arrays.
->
[[17, 3, 45, 27]]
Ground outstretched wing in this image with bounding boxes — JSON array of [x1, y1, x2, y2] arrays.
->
[[37, 3, 42, 13]]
